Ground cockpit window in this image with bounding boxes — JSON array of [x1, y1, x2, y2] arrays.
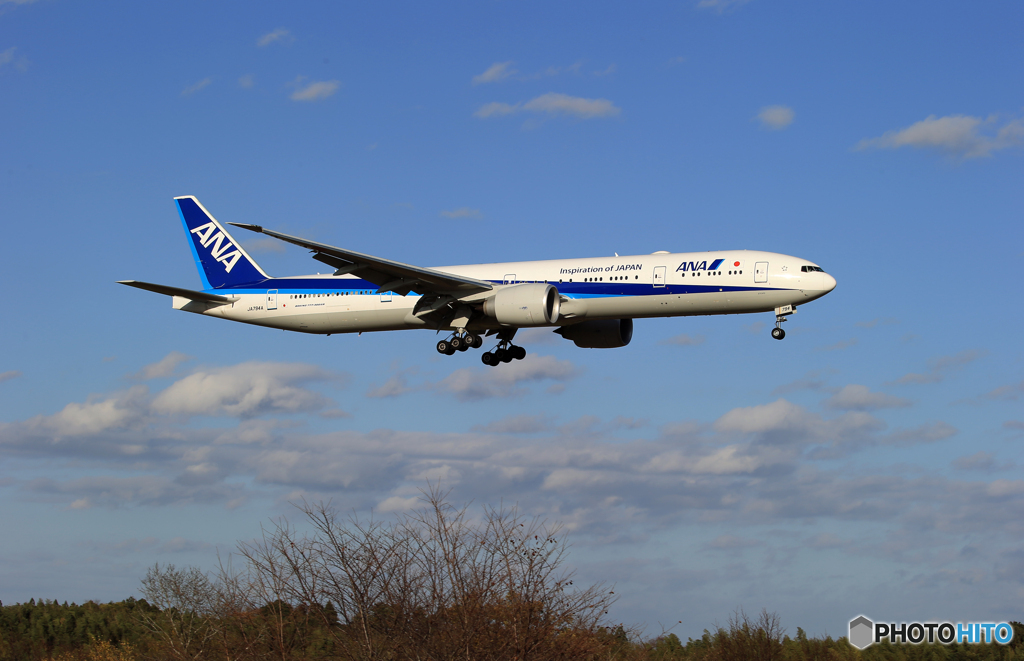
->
[[801, 265, 825, 273]]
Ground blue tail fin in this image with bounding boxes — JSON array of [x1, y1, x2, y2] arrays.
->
[[175, 196, 269, 289]]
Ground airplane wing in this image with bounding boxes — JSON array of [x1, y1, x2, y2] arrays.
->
[[118, 280, 238, 304], [227, 223, 494, 297]]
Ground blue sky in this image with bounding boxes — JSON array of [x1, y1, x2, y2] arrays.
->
[[1, 0, 1022, 639]]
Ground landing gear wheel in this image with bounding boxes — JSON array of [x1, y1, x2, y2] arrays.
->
[[449, 336, 463, 351], [481, 352, 495, 366], [512, 345, 527, 360], [468, 334, 483, 349], [492, 349, 507, 363], [771, 327, 786, 340], [436, 340, 450, 354], [500, 349, 514, 363]]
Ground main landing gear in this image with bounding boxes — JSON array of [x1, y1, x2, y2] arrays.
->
[[436, 332, 484, 356], [481, 341, 526, 367], [771, 304, 794, 340], [436, 328, 525, 367]]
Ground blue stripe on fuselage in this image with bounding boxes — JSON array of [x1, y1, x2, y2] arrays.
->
[[208, 278, 789, 298]]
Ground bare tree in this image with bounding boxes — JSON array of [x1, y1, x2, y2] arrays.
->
[[137, 564, 221, 661], [232, 485, 617, 660], [701, 608, 784, 661]]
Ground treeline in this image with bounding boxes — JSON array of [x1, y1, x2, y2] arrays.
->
[[3, 600, 1023, 661], [2, 489, 1022, 660]]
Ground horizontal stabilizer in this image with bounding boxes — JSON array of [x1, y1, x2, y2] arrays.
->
[[118, 280, 238, 304]]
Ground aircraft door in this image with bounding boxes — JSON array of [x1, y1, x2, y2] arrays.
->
[[754, 262, 768, 283], [653, 266, 666, 287], [266, 289, 278, 310], [503, 274, 516, 285], [380, 290, 393, 302]]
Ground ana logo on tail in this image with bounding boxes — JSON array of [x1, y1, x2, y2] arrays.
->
[[190, 222, 243, 273]]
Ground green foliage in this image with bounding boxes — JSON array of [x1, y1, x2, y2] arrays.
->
[[3, 599, 1024, 661], [0, 598, 155, 661]]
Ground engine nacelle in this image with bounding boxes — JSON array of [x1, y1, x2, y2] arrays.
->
[[482, 283, 561, 326], [555, 319, 633, 348]]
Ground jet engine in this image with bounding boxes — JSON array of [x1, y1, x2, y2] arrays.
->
[[482, 283, 561, 326], [555, 319, 633, 348]]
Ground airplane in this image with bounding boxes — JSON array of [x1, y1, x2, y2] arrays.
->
[[120, 196, 837, 366]]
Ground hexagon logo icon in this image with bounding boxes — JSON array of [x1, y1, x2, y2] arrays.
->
[[849, 615, 874, 650]]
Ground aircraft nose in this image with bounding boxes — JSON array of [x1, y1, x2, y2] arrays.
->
[[822, 273, 837, 292]]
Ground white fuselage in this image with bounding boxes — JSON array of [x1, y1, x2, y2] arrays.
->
[[173, 250, 836, 335]]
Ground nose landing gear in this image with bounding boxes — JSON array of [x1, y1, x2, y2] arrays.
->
[[771, 304, 794, 341]]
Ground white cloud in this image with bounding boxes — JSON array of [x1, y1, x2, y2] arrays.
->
[[890, 349, 985, 385], [986, 480, 1024, 498], [21, 385, 150, 437], [709, 534, 760, 550], [181, 78, 211, 96], [472, 61, 516, 85], [771, 369, 835, 396], [891, 372, 941, 385], [290, 79, 340, 102], [436, 355, 580, 401], [661, 333, 705, 346], [28, 475, 244, 508], [366, 373, 414, 399], [823, 385, 911, 411], [377, 495, 421, 512], [690, 445, 768, 474], [953, 451, 996, 472], [984, 381, 1024, 401], [238, 74, 255, 89], [523, 92, 621, 118], [151, 362, 336, 417], [931, 349, 985, 371], [757, 105, 794, 130], [0, 47, 15, 67], [472, 414, 554, 435], [257, 28, 293, 47], [474, 102, 518, 118], [714, 399, 819, 435], [0, 370, 21, 383], [697, 0, 752, 13], [475, 93, 621, 120], [881, 421, 956, 446], [439, 207, 482, 219], [816, 338, 858, 352], [856, 114, 1024, 159], [131, 352, 192, 380]]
